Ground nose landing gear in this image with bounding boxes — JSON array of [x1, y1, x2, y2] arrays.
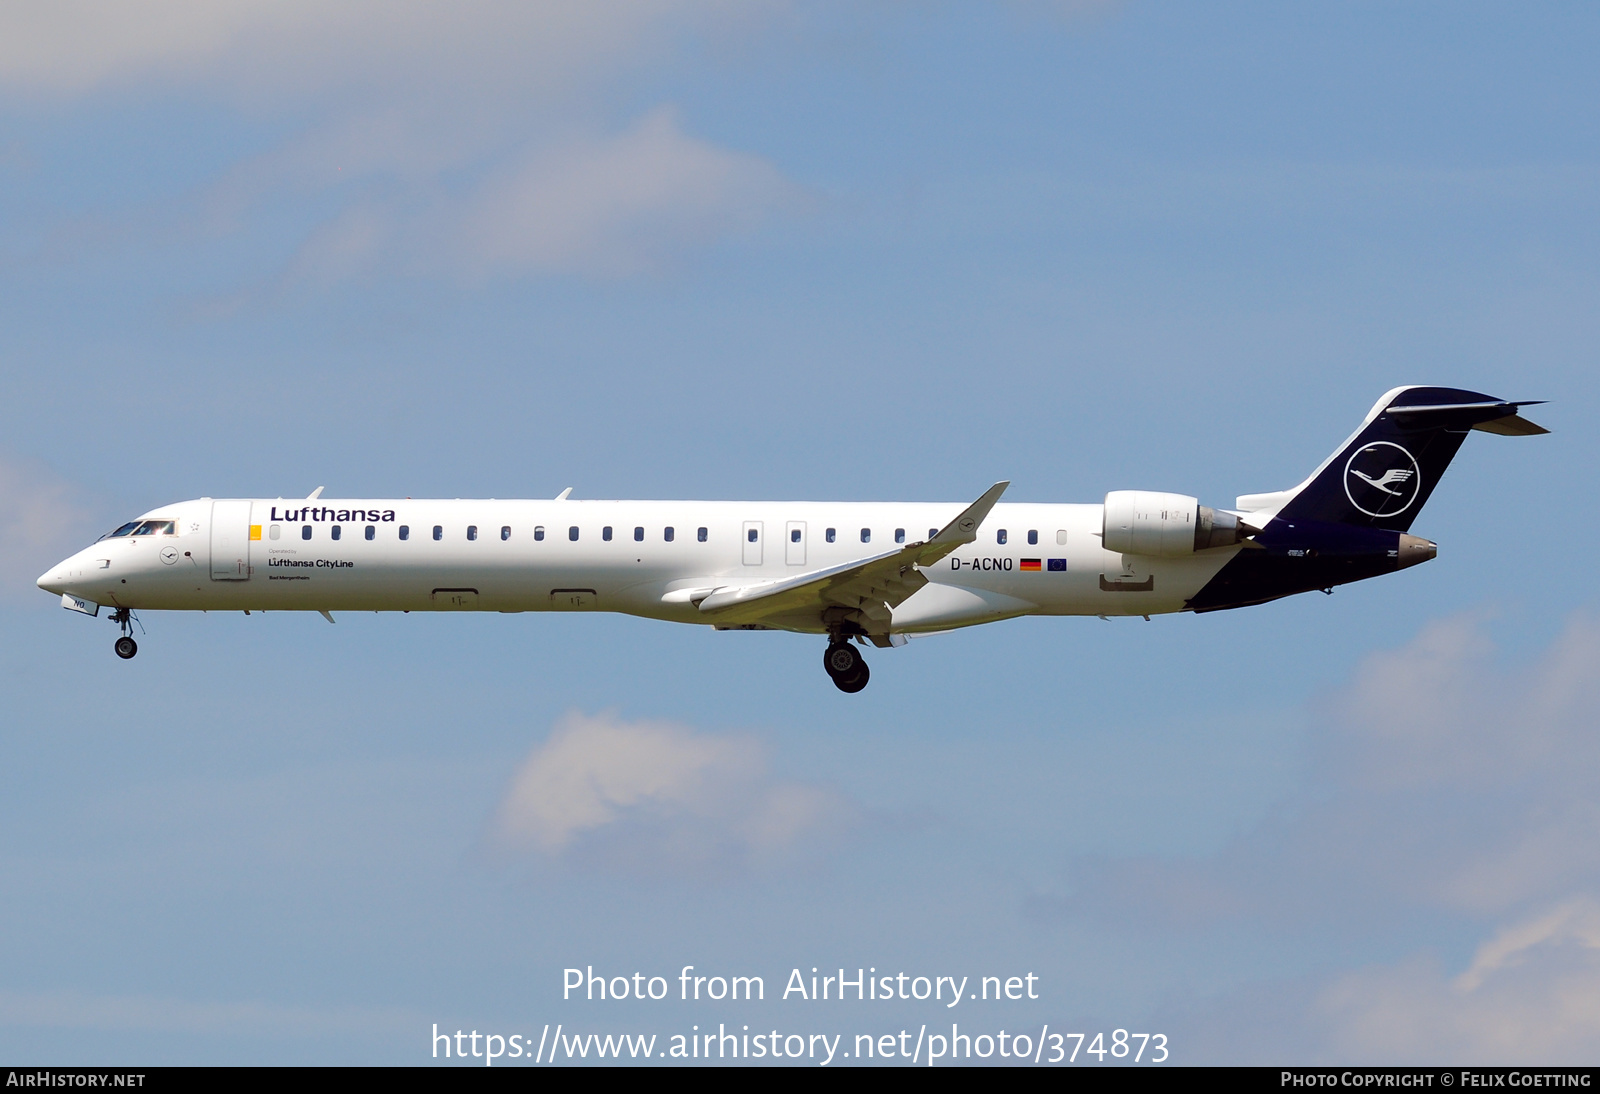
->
[[823, 640, 870, 693], [110, 608, 140, 659]]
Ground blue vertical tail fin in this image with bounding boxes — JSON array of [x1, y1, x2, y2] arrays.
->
[[1236, 386, 1547, 532]]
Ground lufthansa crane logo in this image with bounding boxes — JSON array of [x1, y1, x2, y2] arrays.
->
[[1344, 441, 1421, 518]]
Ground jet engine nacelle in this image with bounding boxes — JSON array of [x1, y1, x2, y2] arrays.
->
[[1102, 490, 1247, 556]]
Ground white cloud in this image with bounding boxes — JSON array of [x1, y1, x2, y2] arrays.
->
[[2, 3, 801, 284], [0, 988, 413, 1035], [1075, 614, 1600, 926], [492, 711, 854, 874], [1320, 613, 1600, 917], [0, 454, 95, 602], [449, 107, 799, 278], [280, 106, 801, 282], [1311, 899, 1600, 1063], [1455, 898, 1600, 992], [1067, 613, 1600, 1062], [0, 2, 757, 101]]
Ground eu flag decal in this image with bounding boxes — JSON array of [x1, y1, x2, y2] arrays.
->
[[1020, 558, 1042, 571], [1047, 558, 1067, 571]]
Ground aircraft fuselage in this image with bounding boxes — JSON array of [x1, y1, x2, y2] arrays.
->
[[41, 497, 1240, 628], [37, 386, 1547, 690]]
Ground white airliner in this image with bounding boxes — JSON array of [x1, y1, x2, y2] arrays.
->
[[37, 387, 1545, 691]]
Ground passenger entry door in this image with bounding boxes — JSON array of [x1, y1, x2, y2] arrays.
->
[[785, 521, 806, 566], [742, 521, 763, 566], [210, 500, 254, 580]]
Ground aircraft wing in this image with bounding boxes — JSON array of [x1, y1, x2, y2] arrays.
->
[[695, 481, 1009, 636]]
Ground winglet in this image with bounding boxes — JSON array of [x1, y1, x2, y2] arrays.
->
[[307, 486, 324, 500], [555, 487, 573, 501], [915, 481, 1009, 564]]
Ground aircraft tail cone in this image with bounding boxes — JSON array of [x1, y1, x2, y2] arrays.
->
[[1397, 534, 1437, 569]]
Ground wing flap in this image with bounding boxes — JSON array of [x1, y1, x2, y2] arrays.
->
[[696, 481, 1009, 632]]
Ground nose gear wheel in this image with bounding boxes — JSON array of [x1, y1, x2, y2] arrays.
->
[[109, 608, 141, 658]]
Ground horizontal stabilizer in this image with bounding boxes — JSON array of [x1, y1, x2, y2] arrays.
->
[[1386, 399, 1549, 435], [1472, 412, 1549, 436]]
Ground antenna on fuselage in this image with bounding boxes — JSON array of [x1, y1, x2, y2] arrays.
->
[[307, 486, 325, 500], [555, 487, 573, 501]]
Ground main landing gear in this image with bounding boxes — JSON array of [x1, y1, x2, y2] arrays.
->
[[823, 640, 870, 693], [110, 608, 138, 659]]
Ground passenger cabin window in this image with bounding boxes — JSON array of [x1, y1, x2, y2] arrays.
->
[[929, 528, 938, 539], [997, 529, 1007, 545], [697, 527, 707, 542], [467, 525, 478, 541], [501, 526, 511, 541], [634, 526, 644, 542], [569, 526, 579, 541], [791, 529, 802, 542], [664, 527, 675, 542], [860, 528, 871, 543], [747, 528, 758, 543], [433, 525, 443, 541], [270, 525, 281, 540], [365, 525, 375, 540], [1056, 529, 1067, 545], [331, 525, 342, 541], [602, 526, 613, 541], [1028, 529, 1038, 545], [302, 525, 312, 540], [534, 526, 545, 541], [399, 525, 410, 541], [895, 528, 905, 543], [826, 528, 836, 543]]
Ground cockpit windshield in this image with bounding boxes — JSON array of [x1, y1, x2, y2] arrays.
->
[[102, 519, 176, 540]]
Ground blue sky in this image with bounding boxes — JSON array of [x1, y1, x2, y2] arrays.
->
[[1, 1, 1596, 1065]]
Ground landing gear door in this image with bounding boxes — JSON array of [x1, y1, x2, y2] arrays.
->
[[210, 500, 254, 580]]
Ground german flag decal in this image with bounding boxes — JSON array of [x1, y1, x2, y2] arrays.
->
[[1020, 558, 1042, 571]]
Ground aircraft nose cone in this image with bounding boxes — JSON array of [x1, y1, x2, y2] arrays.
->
[[37, 551, 78, 594]]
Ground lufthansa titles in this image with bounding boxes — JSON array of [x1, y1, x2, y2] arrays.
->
[[268, 506, 396, 523], [267, 557, 354, 569]]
